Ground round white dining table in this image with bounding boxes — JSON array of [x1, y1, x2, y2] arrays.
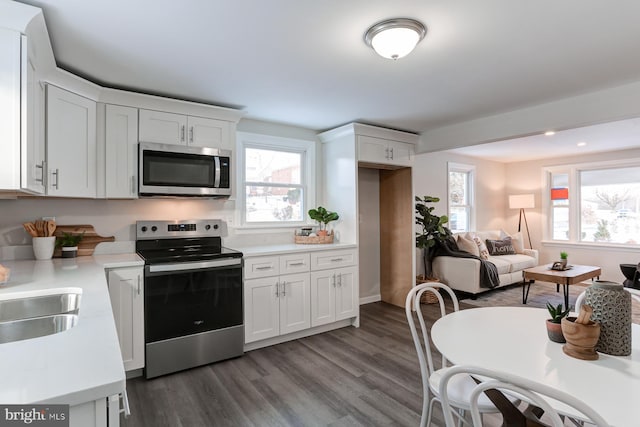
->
[[431, 306, 640, 427]]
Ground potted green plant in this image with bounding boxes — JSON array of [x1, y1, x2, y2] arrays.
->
[[415, 196, 452, 279], [560, 251, 568, 268], [546, 302, 571, 343], [56, 232, 84, 258], [308, 206, 339, 236]]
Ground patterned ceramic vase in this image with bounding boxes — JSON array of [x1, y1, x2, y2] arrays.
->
[[584, 281, 631, 356]]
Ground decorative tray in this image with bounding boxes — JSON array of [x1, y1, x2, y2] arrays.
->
[[294, 231, 334, 244]]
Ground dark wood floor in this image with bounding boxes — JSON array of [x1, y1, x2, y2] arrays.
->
[[122, 301, 453, 427]]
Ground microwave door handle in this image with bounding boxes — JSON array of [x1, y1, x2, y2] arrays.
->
[[148, 258, 241, 273], [214, 156, 221, 188]]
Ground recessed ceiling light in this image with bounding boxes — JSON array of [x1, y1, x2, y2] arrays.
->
[[364, 18, 427, 60], [577, 142, 587, 147], [544, 131, 556, 136]]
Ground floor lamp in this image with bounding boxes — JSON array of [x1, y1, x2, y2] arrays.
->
[[509, 194, 534, 249]]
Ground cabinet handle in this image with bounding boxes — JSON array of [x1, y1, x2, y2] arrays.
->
[[289, 262, 305, 266], [181, 125, 185, 142], [338, 274, 342, 287], [390, 147, 394, 160], [275, 281, 280, 297], [189, 126, 194, 143], [256, 266, 272, 270], [281, 281, 286, 297], [131, 176, 136, 195], [331, 258, 343, 262], [35, 161, 45, 183], [332, 274, 336, 287], [385, 147, 389, 159], [51, 168, 59, 190], [137, 275, 141, 295], [120, 390, 131, 417]]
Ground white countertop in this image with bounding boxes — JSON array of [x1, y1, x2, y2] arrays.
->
[[0, 254, 143, 406], [236, 242, 357, 257]]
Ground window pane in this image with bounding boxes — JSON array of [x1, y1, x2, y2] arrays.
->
[[246, 148, 301, 184], [449, 206, 468, 233], [580, 167, 640, 244], [449, 171, 468, 205], [552, 207, 569, 240], [245, 186, 303, 222]]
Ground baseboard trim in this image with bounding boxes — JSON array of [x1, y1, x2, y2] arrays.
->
[[359, 294, 381, 305]]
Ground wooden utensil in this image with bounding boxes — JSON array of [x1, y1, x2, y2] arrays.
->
[[34, 220, 44, 237], [576, 304, 593, 325], [46, 220, 56, 237], [23, 222, 38, 238]]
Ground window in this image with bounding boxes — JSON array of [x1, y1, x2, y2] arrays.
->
[[238, 132, 315, 226], [546, 161, 640, 246], [448, 162, 475, 233]]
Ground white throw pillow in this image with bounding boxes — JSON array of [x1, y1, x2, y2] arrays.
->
[[500, 230, 525, 254], [457, 234, 480, 257], [468, 233, 489, 260]]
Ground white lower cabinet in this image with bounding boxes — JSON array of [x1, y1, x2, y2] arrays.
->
[[310, 266, 357, 327], [244, 272, 310, 343], [71, 394, 121, 427], [244, 248, 358, 346], [107, 267, 144, 371]]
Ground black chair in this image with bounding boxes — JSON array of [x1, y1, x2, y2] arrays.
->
[[620, 263, 640, 289]]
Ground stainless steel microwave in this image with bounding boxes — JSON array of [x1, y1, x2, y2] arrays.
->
[[139, 142, 231, 197]]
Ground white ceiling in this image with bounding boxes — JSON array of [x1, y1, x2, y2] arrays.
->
[[447, 117, 640, 163], [16, 0, 640, 135]]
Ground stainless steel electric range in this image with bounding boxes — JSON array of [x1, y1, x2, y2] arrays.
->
[[135, 219, 243, 379]]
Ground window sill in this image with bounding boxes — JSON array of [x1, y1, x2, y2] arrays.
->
[[541, 240, 640, 253], [231, 223, 315, 235]]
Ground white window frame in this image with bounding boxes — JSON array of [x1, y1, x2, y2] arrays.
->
[[236, 132, 316, 229], [447, 162, 476, 233], [543, 158, 640, 250]]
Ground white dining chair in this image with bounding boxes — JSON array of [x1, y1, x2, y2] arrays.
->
[[575, 287, 640, 313], [405, 282, 516, 427], [438, 365, 610, 427]]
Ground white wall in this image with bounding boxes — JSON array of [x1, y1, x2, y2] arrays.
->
[[357, 168, 381, 301], [505, 147, 640, 282]]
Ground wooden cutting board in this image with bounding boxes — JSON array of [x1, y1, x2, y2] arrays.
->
[[53, 225, 115, 257]]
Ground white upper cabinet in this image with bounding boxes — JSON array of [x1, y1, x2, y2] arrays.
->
[[46, 85, 97, 198], [0, 29, 45, 194], [357, 135, 414, 167], [105, 105, 138, 198], [139, 109, 231, 150]]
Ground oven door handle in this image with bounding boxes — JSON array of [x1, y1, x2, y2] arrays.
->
[[148, 258, 242, 273]]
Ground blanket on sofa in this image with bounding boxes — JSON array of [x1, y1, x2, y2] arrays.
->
[[435, 237, 500, 289]]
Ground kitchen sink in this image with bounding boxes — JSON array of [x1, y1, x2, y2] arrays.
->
[[0, 314, 79, 344], [0, 289, 81, 322]]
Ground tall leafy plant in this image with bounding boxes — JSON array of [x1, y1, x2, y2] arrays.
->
[[415, 196, 452, 279]]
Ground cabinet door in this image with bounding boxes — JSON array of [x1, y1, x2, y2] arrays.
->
[[21, 37, 46, 194], [0, 28, 21, 191], [46, 85, 97, 198], [279, 273, 311, 335], [105, 105, 138, 198], [335, 266, 358, 321], [310, 270, 336, 327], [187, 116, 230, 149], [357, 135, 389, 164], [107, 267, 144, 371], [387, 140, 414, 166], [139, 109, 187, 145], [244, 277, 280, 343]]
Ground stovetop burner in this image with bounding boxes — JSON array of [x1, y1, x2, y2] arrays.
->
[[135, 220, 242, 264]]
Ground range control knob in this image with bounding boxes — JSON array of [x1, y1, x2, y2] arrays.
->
[[213, 224, 219, 230], [141, 226, 147, 232], [205, 224, 211, 230], [151, 226, 158, 232]]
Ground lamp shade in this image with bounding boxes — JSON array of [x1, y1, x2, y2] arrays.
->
[[509, 194, 535, 209]]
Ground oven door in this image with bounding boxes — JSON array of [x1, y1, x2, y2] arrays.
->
[[139, 142, 231, 197], [144, 258, 242, 344]]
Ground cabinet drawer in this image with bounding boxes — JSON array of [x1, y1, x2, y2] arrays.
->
[[310, 249, 357, 271], [244, 256, 280, 279], [280, 253, 310, 274]]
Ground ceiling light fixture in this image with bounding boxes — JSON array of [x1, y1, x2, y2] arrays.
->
[[577, 141, 587, 147], [364, 18, 426, 60], [544, 131, 556, 136]]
